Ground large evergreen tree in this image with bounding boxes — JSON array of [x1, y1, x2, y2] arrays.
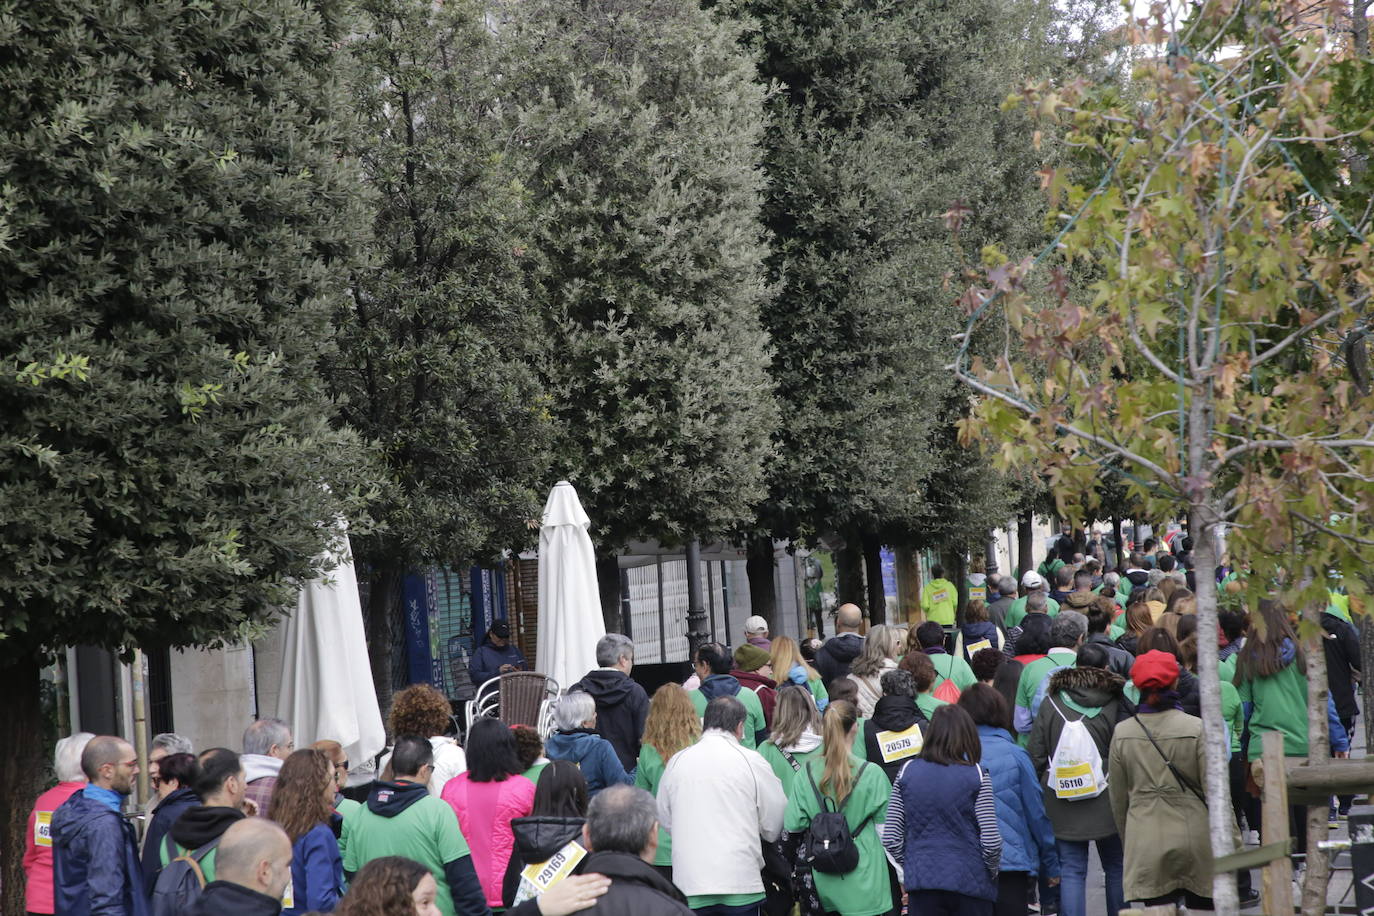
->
[[495, 0, 778, 617], [0, 0, 372, 904], [331, 0, 555, 698]]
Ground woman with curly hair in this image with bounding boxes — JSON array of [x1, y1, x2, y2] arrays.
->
[[512, 724, 550, 785], [338, 855, 609, 916], [769, 635, 828, 711], [634, 685, 702, 878], [267, 749, 343, 914], [384, 684, 466, 795]]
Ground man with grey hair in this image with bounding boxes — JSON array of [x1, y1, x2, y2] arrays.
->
[[572, 633, 649, 771], [987, 574, 1017, 633], [1048, 610, 1088, 666], [658, 696, 784, 912], [557, 785, 693, 916], [23, 732, 94, 915], [241, 718, 293, 814], [545, 691, 633, 795]]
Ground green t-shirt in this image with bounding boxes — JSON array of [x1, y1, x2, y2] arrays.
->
[[1237, 662, 1309, 760], [929, 652, 977, 691], [758, 740, 823, 794], [809, 677, 830, 709], [921, 578, 958, 625], [1015, 655, 1061, 746], [634, 743, 677, 867], [342, 791, 471, 916], [1219, 655, 1237, 688], [784, 756, 893, 916], [915, 692, 948, 720], [689, 684, 767, 748], [1221, 680, 1243, 753], [688, 892, 766, 909], [1004, 595, 1061, 628], [522, 761, 549, 786]]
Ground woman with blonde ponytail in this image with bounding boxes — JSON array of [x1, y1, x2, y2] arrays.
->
[[783, 701, 894, 916]]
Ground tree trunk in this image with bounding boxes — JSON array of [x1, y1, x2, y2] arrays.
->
[[863, 536, 886, 625], [834, 535, 866, 615], [364, 563, 403, 715], [1191, 504, 1240, 913], [952, 550, 969, 626], [1301, 586, 1333, 916], [895, 546, 921, 624], [1017, 509, 1035, 578], [596, 555, 623, 633], [1361, 614, 1374, 752], [746, 536, 778, 627], [1112, 515, 1125, 570], [1, 659, 46, 916]]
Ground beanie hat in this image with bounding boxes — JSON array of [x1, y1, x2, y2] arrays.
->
[[733, 643, 770, 673], [1131, 649, 1180, 690]]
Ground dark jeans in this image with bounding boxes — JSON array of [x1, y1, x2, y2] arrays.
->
[[1058, 836, 1124, 916], [694, 905, 762, 916], [994, 871, 1029, 916], [907, 891, 995, 916]]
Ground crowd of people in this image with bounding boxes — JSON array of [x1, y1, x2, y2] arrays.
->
[[23, 532, 1362, 916]]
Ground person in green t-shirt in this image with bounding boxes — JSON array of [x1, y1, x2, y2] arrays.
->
[[1004, 576, 1061, 629], [1233, 599, 1309, 761], [912, 621, 978, 691], [758, 685, 825, 790], [341, 736, 486, 916], [635, 684, 703, 870], [687, 643, 768, 748], [784, 701, 893, 916], [921, 565, 958, 626]]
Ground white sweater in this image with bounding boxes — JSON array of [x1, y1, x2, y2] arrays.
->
[[657, 729, 786, 898]]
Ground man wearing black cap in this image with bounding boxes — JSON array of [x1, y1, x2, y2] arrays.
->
[[469, 619, 528, 686]]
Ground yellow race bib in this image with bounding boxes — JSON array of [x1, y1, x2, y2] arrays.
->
[[875, 724, 924, 763], [520, 841, 588, 896], [966, 638, 992, 655], [1052, 761, 1098, 798], [34, 811, 53, 848]]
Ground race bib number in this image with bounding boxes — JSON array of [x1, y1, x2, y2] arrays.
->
[[876, 725, 924, 763], [520, 841, 587, 895], [966, 638, 992, 655], [929, 588, 951, 605], [34, 811, 52, 848], [281, 878, 293, 909], [1053, 762, 1098, 798], [969, 586, 987, 602]]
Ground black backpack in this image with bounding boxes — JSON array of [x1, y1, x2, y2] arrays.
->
[[802, 762, 872, 875], [150, 833, 223, 916]]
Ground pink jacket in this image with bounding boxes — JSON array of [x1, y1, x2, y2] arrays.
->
[[440, 773, 536, 906], [24, 781, 84, 914]]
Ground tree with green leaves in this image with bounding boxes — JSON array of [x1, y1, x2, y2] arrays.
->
[[0, 0, 373, 906], [957, 4, 1374, 909], [494, 0, 778, 621], [331, 0, 555, 698], [722, 0, 1118, 622]]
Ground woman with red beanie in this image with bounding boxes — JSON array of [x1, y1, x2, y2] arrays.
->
[[1108, 650, 1225, 910]]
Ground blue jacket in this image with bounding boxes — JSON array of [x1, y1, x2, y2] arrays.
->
[[140, 788, 200, 888], [285, 822, 343, 914], [469, 638, 527, 686], [51, 788, 148, 916], [976, 725, 1060, 878], [543, 729, 633, 796]]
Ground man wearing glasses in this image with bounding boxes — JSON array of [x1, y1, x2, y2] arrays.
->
[[51, 735, 145, 915]]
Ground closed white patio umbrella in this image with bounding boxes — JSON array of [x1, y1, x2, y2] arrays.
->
[[275, 529, 386, 768], [537, 481, 605, 690]]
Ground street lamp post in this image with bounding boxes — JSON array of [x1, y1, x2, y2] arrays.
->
[[686, 539, 709, 653]]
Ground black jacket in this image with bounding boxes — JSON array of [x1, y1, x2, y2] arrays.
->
[[190, 881, 282, 916], [141, 787, 201, 886], [574, 850, 693, 916], [815, 633, 864, 688], [571, 669, 650, 771], [863, 695, 929, 782], [1323, 612, 1362, 721], [1084, 633, 1134, 679], [502, 815, 587, 907], [170, 804, 245, 850]]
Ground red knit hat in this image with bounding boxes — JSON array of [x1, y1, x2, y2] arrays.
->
[[1131, 649, 1180, 689]]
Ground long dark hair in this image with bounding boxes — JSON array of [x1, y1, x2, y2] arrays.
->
[[466, 718, 523, 782], [1234, 598, 1305, 682], [531, 760, 588, 817], [921, 705, 981, 766]]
